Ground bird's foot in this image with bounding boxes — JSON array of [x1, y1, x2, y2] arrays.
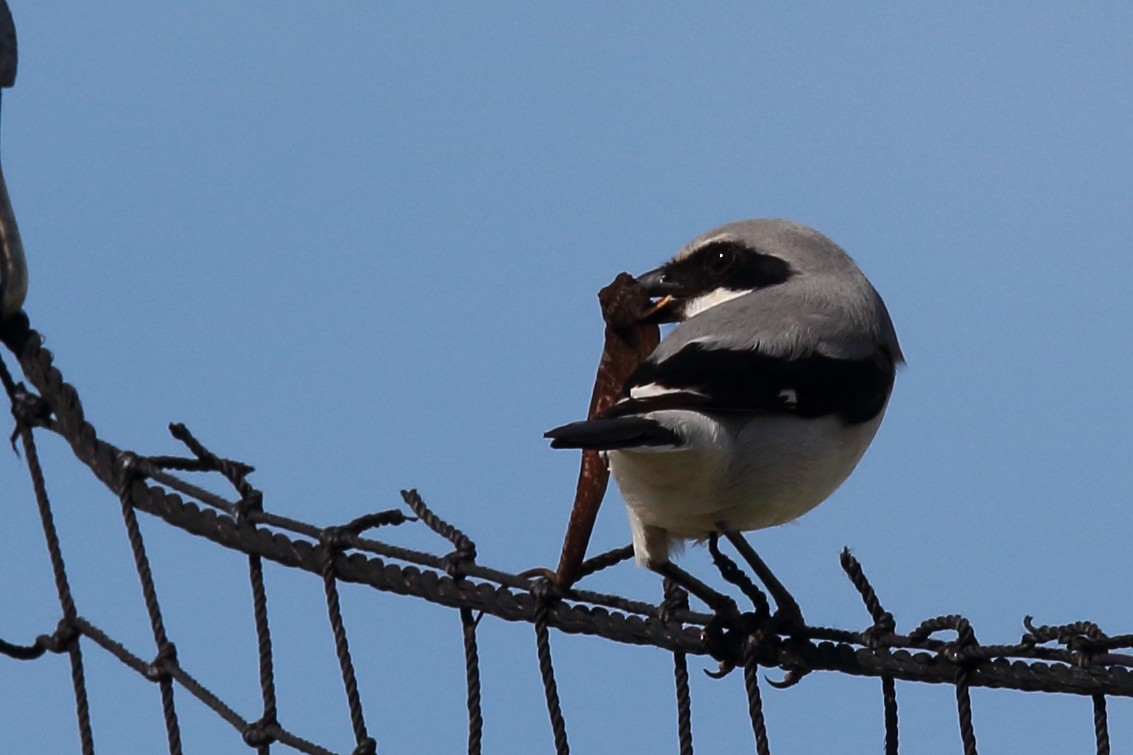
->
[[721, 530, 807, 635], [702, 610, 759, 678], [769, 604, 806, 637]]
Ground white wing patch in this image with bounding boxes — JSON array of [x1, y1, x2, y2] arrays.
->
[[778, 388, 798, 406], [630, 382, 684, 399]]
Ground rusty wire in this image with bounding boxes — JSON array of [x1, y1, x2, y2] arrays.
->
[[2, 309, 1132, 754]]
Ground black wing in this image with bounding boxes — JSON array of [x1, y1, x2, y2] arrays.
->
[[602, 342, 896, 425]]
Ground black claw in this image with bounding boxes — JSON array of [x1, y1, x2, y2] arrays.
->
[[767, 668, 810, 689], [704, 661, 736, 679]]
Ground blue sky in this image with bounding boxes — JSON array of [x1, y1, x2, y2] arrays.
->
[[3, 3, 1133, 753]]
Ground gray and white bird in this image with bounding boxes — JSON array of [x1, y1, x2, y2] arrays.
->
[[546, 219, 903, 568]]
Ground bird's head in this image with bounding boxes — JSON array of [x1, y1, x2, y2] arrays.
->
[[635, 218, 862, 324]]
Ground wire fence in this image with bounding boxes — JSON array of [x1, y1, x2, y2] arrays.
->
[[2, 308, 1132, 755]]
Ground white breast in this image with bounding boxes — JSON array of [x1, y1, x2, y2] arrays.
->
[[608, 408, 887, 565]]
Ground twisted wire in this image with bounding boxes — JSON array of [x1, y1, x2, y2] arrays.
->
[[841, 549, 899, 754], [238, 466, 278, 755], [72, 617, 334, 755], [955, 666, 978, 755], [167, 420, 281, 754], [246, 549, 277, 755], [576, 544, 635, 579], [319, 535, 374, 753], [533, 590, 570, 755], [116, 459, 183, 754], [664, 579, 694, 755], [673, 651, 694, 755], [460, 607, 484, 755], [401, 488, 476, 563], [882, 674, 899, 755], [840, 548, 891, 628], [1093, 694, 1110, 755], [5, 368, 94, 754], [743, 643, 771, 755]]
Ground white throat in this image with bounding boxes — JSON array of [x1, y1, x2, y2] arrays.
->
[[681, 288, 748, 319]]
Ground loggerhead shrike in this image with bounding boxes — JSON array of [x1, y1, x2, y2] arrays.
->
[[546, 219, 902, 568]]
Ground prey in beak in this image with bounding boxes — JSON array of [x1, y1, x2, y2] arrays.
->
[[637, 293, 673, 324], [633, 266, 683, 324]]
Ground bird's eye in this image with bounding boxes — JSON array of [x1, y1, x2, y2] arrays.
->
[[704, 247, 736, 277]]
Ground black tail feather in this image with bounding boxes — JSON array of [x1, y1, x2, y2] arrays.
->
[[544, 417, 681, 451]]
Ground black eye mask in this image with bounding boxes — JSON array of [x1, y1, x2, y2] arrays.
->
[[656, 241, 794, 298]]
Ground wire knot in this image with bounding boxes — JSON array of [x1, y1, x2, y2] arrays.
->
[[661, 580, 691, 621], [441, 543, 477, 580], [351, 737, 377, 755], [862, 611, 897, 649], [242, 716, 279, 747], [144, 643, 178, 683], [8, 383, 51, 441], [114, 451, 151, 501], [38, 618, 79, 654], [531, 576, 563, 606], [910, 615, 978, 663], [234, 489, 264, 523], [320, 526, 352, 552], [1023, 616, 1109, 667]]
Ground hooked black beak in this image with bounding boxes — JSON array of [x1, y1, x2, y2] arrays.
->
[[635, 267, 679, 296], [634, 267, 683, 324]]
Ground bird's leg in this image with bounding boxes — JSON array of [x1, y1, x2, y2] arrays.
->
[[707, 533, 770, 620], [653, 559, 748, 672], [650, 560, 738, 618], [721, 530, 805, 633]]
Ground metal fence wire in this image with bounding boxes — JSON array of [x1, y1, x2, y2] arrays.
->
[[3, 8, 1133, 755], [3, 311, 1133, 755]]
